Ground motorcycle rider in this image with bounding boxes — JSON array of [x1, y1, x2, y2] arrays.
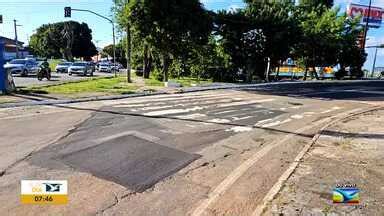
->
[[37, 59, 51, 81]]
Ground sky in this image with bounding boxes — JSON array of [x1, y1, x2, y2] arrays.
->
[[0, 0, 383, 69]]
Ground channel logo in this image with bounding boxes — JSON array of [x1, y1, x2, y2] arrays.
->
[[333, 187, 360, 204], [21, 180, 68, 204]]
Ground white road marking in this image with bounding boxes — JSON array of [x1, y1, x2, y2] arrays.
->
[[254, 117, 280, 126], [144, 106, 207, 116], [175, 113, 207, 119], [261, 118, 292, 127], [96, 131, 160, 143], [209, 118, 231, 123], [291, 114, 304, 119], [231, 116, 253, 121], [135, 105, 175, 111], [218, 99, 275, 108], [225, 126, 252, 133], [114, 102, 166, 108]]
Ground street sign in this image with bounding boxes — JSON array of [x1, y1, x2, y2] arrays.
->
[[0, 15, 3, 24], [64, 7, 71, 18], [347, 3, 384, 28]]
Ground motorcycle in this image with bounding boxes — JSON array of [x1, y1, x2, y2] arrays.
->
[[37, 61, 51, 81]]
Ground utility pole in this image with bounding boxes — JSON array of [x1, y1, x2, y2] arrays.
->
[[371, 46, 378, 78], [65, 7, 117, 77], [112, 22, 117, 77], [362, 0, 372, 50], [13, 19, 21, 58]]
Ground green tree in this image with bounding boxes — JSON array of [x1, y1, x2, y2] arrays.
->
[[102, 43, 128, 66], [215, 1, 299, 81], [29, 21, 97, 60], [335, 16, 366, 79], [292, 7, 347, 79], [299, 0, 333, 8], [120, 0, 212, 82], [246, 1, 300, 80]]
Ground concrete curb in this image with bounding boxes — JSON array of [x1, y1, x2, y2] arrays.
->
[[251, 105, 384, 216], [1, 80, 383, 109]]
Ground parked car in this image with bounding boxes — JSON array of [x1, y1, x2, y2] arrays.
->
[[4, 59, 38, 76], [68, 62, 93, 76], [113, 63, 124, 70], [55, 62, 72, 73], [99, 63, 112, 73], [88, 62, 96, 73]]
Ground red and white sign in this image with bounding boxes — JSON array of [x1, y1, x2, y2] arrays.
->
[[347, 3, 384, 28]]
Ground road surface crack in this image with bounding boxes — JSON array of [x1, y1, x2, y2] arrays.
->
[[97, 191, 137, 214]]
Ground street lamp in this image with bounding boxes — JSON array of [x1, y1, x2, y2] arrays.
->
[[64, 7, 117, 77]]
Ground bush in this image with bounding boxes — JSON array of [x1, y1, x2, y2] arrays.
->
[[152, 68, 164, 81]]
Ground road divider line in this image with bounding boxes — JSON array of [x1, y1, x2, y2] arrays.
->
[[190, 107, 367, 216]]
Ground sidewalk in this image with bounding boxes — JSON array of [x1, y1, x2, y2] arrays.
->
[[264, 109, 384, 215]]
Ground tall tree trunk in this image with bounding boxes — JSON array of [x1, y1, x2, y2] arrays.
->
[[276, 64, 280, 81], [143, 43, 149, 78], [311, 49, 319, 80], [126, 25, 132, 83], [147, 53, 152, 79], [303, 65, 308, 81], [162, 54, 170, 82]]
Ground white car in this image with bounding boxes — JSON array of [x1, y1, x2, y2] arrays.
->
[[4, 59, 39, 76], [68, 62, 93, 76], [99, 63, 112, 73], [55, 62, 72, 73]]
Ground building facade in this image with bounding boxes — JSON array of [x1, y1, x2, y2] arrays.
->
[[0, 36, 29, 61]]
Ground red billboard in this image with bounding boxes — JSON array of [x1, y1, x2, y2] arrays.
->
[[347, 3, 384, 28]]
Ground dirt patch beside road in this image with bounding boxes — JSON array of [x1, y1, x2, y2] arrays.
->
[[265, 109, 384, 215]]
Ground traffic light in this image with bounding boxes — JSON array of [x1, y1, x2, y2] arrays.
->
[[0, 15, 3, 24], [64, 7, 71, 18]]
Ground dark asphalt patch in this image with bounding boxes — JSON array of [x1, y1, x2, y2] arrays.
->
[[60, 135, 200, 192], [304, 91, 384, 101]]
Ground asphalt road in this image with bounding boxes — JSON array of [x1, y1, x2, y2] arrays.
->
[[12, 71, 114, 87], [0, 81, 383, 215]]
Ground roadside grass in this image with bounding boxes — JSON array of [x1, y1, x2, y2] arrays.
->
[[26, 76, 138, 95], [19, 73, 214, 98], [144, 76, 212, 87], [173, 77, 212, 87], [144, 76, 164, 86]]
